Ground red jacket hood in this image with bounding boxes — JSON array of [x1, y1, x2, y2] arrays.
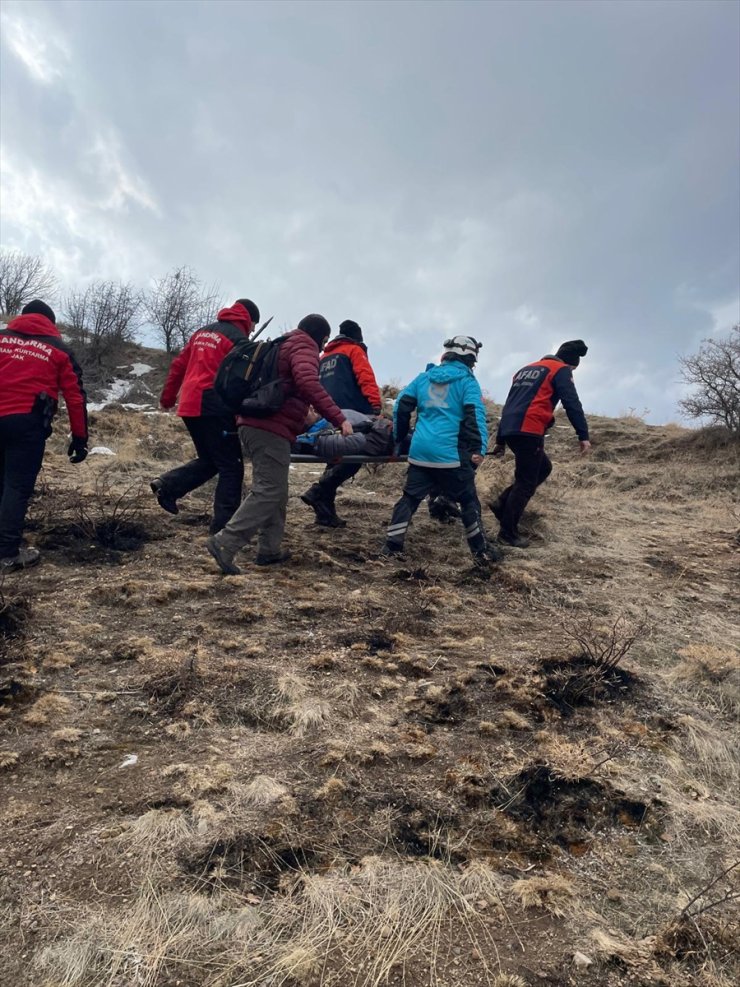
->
[[216, 304, 253, 337], [6, 313, 62, 338]]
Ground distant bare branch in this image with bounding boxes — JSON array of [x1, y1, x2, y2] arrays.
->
[[143, 266, 220, 352], [62, 280, 141, 371], [0, 249, 57, 316], [679, 326, 740, 434]]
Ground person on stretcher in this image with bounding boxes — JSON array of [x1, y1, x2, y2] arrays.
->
[[294, 408, 406, 460], [294, 410, 461, 526]]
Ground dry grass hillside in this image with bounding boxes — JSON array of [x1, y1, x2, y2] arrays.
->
[[1, 406, 738, 987]]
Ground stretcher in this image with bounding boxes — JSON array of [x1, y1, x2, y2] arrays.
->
[[290, 453, 408, 464]]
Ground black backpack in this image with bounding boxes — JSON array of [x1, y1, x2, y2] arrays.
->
[[214, 336, 287, 417]]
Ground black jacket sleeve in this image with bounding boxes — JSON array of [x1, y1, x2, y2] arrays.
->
[[395, 393, 417, 444], [459, 404, 483, 459], [552, 367, 589, 440]]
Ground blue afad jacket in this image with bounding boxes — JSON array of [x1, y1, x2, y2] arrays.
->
[[395, 360, 488, 468]]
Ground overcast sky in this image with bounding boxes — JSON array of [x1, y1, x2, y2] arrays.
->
[[1, 0, 738, 422]]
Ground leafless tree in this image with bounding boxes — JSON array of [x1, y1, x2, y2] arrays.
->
[[679, 325, 740, 435], [143, 266, 219, 352], [0, 249, 57, 316], [63, 280, 141, 372]]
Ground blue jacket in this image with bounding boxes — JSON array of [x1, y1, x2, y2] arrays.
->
[[395, 359, 488, 467]]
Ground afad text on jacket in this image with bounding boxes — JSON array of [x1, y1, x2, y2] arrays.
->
[[319, 335, 382, 415], [160, 304, 254, 417], [395, 360, 488, 467], [0, 313, 88, 439], [496, 357, 589, 441]]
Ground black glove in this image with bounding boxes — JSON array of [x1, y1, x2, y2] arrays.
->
[[68, 437, 88, 464]]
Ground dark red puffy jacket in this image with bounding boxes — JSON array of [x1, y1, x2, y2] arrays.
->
[[238, 329, 345, 442], [160, 304, 254, 417], [0, 314, 88, 439]]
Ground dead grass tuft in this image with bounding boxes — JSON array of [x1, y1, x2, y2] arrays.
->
[[288, 698, 332, 737], [511, 873, 577, 917], [118, 808, 192, 856], [52, 727, 83, 744], [316, 777, 348, 800], [238, 775, 289, 807], [22, 692, 72, 726]]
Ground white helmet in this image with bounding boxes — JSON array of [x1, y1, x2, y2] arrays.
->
[[443, 335, 482, 360]]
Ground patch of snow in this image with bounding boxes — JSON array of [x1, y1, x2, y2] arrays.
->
[[129, 363, 154, 377], [119, 754, 138, 767], [121, 402, 154, 410], [90, 446, 116, 456], [88, 378, 130, 411]]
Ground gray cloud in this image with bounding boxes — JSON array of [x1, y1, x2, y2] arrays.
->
[[1, 0, 738, 422]]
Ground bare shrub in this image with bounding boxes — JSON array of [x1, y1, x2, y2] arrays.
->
[[565, 614, 645, 674], [63, 280, 141, 378], [543, 614, 647, 712], [74, 471, 149, 549], [0, 248, 57, 316], [679, 325, 740, 434], [143, 265, 219, 352]]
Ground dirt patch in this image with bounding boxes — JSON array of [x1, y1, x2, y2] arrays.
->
[[494, 764, 655, 853], [0, 589, 31, 645], [37, 519, 152, 562]]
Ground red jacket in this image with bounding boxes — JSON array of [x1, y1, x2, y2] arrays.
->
[[0, 314, 88, 439], [319, 336, 382, 414], [238, 329, 345, 442], [160, 304, 254, 417]]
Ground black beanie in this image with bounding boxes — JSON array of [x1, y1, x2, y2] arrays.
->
[[21, 299, 56, 324], [555, 339, 588, 367], [297, 314, 331, 346], [339, 319, 363, 343], [235, 298, 260, 324]]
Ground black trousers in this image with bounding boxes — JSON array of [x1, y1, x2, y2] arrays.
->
[[387, 464, 486, 554], [498, 435, 553, 536], [159, 416, 243, 533], [317, 461, 362, 502], [0, 414, 47, 560]]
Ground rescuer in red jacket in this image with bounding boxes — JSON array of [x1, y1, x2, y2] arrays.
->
[[206, 315, 352, 575], [301, 319, 382, 527], [152, 299, 259, 534], [0, 300, 88, 571]]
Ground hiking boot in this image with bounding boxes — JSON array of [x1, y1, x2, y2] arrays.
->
[[428, 495, 460, 524], [302, 486, 347, 528], [0, 546, 41, 572], [151, 479, 179, 516], [206, 536, 242, 575], [300, 485, 324, 509], [498, 530, 530, 548], [316, 514, 347, 528], [473, 545, 502, 567], [380, 542, 404, 558], [255, 549, 292, 566]]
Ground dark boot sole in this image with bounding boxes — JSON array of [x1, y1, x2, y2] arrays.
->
[[255, 551, 292, 566], [206, 537, 242, 575]]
